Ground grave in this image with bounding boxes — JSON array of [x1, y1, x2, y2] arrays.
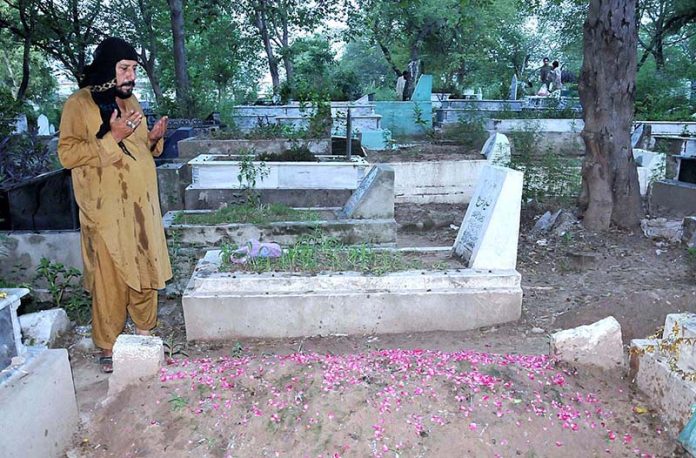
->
[[649, 132, 696, 215], [177, 137, 331, 160], [0, 289, 28, 371], [0, 288, 79, 458], [630, 313, 696, 434], [184, 154, 370, 209], [391, 132, 510, 204], [164, 165, 396, 247], [373, 75, 433, 137], [181, 164, 523, 340]]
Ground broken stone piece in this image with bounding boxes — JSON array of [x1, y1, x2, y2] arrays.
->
[[550, 316, 625, 370], [683, 217, 696, 248], [19, 308, 72, 348], [641, 218, 683, 243], [108, 334, 164, 397]]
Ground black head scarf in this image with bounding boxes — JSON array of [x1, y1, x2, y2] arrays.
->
[[80, 37, 139, 141]]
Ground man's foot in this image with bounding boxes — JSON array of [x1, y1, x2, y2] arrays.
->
[[98, 350, 113, 374]]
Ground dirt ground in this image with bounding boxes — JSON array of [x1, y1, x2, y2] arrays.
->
[[65, 200, 696, 457]]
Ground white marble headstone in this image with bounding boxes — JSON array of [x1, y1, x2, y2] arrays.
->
[[481, 133, 511, 165], [49, 124, 55, 135], [37, 114, 50, 136], [452, 165, 523, 270]]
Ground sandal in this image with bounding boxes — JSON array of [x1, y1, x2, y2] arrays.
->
[[98, 356, 113, 374]]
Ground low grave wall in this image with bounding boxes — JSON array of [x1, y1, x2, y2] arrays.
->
[[177, 137, 331, 160], [391, 133, 511, 204], [0, 230, 82, 283]]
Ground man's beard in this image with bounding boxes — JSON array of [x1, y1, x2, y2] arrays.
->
[[115, 81, 135, 99]]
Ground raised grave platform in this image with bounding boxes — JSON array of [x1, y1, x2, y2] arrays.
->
[[182, 164, 524, 340]]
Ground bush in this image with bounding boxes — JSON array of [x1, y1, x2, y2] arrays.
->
[[0, 132, 60, 189]]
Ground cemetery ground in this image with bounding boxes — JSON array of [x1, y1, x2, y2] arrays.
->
[[63, 200, 695, 457]]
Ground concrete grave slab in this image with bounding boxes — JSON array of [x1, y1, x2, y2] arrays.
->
[[650, 180, 696, 216], [19, 308, 71, 348], [0, 231, 82, 284], [453, 165, 523, 270], [338, 165, 395, 219], [551, 316, 625, 370], [108, 334, 165, 397], [0, 349, 79, 458], [157, 161, 191, 214], [0, 288, 29, 371], [183, 250, 522, 340], [164, 210, 397, 247], [177, 138, 331, 160], [630, 339, 696, 434], [682, 217, 696, 248], [481, 133, 511, 165]]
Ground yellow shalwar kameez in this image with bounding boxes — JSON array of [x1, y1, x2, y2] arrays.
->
[[58, 88, 172, 349]]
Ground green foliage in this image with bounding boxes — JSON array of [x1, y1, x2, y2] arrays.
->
[[237, 149, 270, 204], [220, 231, 455, 275], [687, 247, 696, 279], [257, 145, 317, 162], [168, 394, 189, 412], [173, 202, 320, 225], [440, 118, 489, 151], [35, 258, 91, 324], [508, 123, 582, 204], [0, 87, 23, 138], [635, 60, 695, 121], [0, 131, 61, 189]]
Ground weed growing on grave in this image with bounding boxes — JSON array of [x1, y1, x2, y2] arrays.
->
[[237, 149, 270, 205], [507, 122, 581, 205], [35, 258, 91, 324], [173, 203, 320, 226], [219, 231, 458, 275], [168, 394, 189, 412], [440, 117, 488, 151]]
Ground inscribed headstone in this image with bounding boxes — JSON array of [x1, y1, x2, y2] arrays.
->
[[452, 165, 523, 270], [338, 165, 394, 219]]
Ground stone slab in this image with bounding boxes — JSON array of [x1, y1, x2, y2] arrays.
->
[[683, 217, 696, 248], [184, 186, 353, 210], [0, 288, 29, 370], [189, 154, 369, 190], [164, 212, 397, 246], [481, 133, 511, 165], [453, 165, 523, 270], [183, 250, 522, 340], [550, 316, 625, 370], [391, 160, 488, 204], [19, 308, 71, 348], [649, 180, 696, 216], [108, 334, 164, 397], [177, 138, 331, 160], [338, 165, 394, 219], [0, 349, 79, 458], [630, 339, 696, 433], [157, 162, 191, 214]]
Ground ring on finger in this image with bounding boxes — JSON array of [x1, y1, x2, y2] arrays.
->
[[126, 120, 135, 129]]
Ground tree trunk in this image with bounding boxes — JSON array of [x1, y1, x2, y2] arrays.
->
[[168, 0, 192, 117], [281, 21, 293, 85], [254, 7, 280, 92], [141, 55, 165, 107], [16, 35, 31, 101], [579, 0, 643, 230]]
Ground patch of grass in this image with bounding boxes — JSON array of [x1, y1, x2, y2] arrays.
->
[[257, 145, 317, 162], [220, 232, 455, 275], [686, 247, 696, 278], [168, 394, 189, 412], [173, 203, 321, 226]]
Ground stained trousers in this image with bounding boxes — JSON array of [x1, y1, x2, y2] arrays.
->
[[89, 233, 158, 350]]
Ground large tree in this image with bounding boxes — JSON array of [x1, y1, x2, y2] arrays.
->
[[579, 0, 642, 230], [168, 0, 193, 116]]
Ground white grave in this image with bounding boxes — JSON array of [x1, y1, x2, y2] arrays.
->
[[453, 165, 523, 270], [37, 114, 50, 136], [49, 124, 55, 135]]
